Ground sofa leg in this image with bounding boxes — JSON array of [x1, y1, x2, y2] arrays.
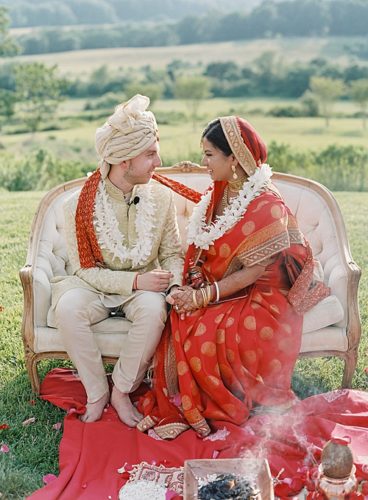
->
[[341, 348, 358, 389], [25, 351, 41, 395]]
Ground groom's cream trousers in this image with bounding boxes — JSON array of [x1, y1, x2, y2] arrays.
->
[[54, 288, 167, 403]]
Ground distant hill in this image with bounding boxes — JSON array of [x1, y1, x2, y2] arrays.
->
[[4, 0, 256, 28], [7, 0, 368, 57], [4, 0, 293, 29]]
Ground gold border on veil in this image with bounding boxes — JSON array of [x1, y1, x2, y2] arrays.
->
[[220, 116, 258, 176]]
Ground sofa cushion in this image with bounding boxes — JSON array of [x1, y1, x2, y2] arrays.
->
[[35, 320, 348, 356], [302, 295, 344, 334], [37, 292, 344, 355]]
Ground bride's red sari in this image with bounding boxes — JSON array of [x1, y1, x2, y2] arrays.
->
[[138, 180, 329, 439]]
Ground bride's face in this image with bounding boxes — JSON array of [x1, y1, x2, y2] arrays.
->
[[201, 137, 234, 182]]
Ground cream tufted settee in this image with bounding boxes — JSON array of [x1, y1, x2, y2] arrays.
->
[[20, 162, 361, 394]]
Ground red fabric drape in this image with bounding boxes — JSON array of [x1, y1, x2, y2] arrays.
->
[[28, 369, 368, 499]]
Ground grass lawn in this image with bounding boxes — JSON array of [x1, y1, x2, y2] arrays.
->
[[0, 188, 367, 498]]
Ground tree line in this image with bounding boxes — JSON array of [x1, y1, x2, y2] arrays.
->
[[1, 56, 368, 134], [9, 0, 368, 55], [5, 0, 246, 27]]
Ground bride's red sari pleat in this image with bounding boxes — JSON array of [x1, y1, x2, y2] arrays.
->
[[138, 187, 328, 439]]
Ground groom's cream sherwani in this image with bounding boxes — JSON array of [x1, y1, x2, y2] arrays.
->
[[49, 177, 184, 402]]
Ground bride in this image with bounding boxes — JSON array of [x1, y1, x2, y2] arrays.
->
[[137, 115, 329, 439]]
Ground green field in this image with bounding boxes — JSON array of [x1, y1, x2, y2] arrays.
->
[[0, 188, 367, 497], [13, 37, 368, 77], [1, 97, 367, 169]]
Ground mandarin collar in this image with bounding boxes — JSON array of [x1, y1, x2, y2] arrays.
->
[[104, 176, 136, 203]]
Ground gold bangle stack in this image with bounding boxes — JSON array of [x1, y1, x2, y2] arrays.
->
[[192, 285, 216, 309], [197, 285, 213, 308]]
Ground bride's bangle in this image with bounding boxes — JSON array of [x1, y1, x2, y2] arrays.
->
[[192, 289, 199, 308], [213, 281, 220, 302]]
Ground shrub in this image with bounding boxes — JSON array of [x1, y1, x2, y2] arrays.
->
[[0, 149, 92, 191], [268, 106, 303, 117], [84, 92, 125, 111], [268, 142, 368, 191]]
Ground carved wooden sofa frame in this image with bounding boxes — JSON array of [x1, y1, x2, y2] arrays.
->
[[20, 162, 361, 394]]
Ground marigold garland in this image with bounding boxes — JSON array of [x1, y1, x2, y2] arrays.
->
[[75, 169, 202, 269], [75, 170, 104, 268]]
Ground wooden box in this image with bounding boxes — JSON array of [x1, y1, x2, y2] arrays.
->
[[183, 457, 274, 499]]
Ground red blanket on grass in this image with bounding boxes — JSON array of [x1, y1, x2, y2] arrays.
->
[[28, 369, 368, 499]]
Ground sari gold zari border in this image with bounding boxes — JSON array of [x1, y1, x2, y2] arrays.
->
[[220, 116, 258, 175]]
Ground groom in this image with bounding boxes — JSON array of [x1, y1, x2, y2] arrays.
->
[[49, 95, 183, 425]]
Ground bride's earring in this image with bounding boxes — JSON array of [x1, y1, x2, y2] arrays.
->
[[231, 165, 238, 180]]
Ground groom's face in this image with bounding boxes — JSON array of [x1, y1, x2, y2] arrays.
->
[[124, 140, 161, 185]]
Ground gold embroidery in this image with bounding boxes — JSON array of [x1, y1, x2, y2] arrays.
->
[[165, 334, 179, 396], [242, 220, 256, 236], [189, 357, 202, 372], [220, 117, 258, 175], [238, 216, 289, 252], [238, 232, 290, 266], [177, 361, 189, 376], [259, 326, 274, 340], [191, 418, 211, 437], [244, 315, 256, 330], [137, 415, 158, 432], [154, 422, 190, 440], [201, 341, 216, 357]]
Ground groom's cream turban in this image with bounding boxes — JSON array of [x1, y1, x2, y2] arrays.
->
[[95, 94, 158, 178]]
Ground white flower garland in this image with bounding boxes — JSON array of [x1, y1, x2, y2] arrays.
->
[[94, 180, 156, 266], [187, 163, 272, 250]]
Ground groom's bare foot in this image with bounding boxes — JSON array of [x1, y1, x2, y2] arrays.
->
[[80, 392, 109, 423], [111, 386, 142, 427]]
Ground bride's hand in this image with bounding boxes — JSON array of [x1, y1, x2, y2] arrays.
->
[[169, 286, 200, 317]]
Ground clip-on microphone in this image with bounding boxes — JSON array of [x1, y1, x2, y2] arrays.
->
[[128, 196, 140, 206]]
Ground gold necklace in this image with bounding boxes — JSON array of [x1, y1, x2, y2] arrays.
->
[[228, 176, 248, 192], [218, 185, 229, 214]]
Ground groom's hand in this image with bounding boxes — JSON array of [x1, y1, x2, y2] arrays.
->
[[136, 269, 173, 292]]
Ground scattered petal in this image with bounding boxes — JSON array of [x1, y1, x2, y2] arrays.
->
[[117, 462, 133, 474], [0, 424, 9, 431], [169, 393, 181, 407], [165, 490, 177, 500], [0, 305, 3, 313], [67, 408, 77, 415], [29, 400, 36, 406], [203, 427, 230, 442], [52, 422, 62, 431], [364, 367, 368, 374], [42, 474, 57, 485], [148, 429, 163, 441], [22, 417, 36, 426], [0, 444, 9, 453], [211, 450, 220, 459]]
